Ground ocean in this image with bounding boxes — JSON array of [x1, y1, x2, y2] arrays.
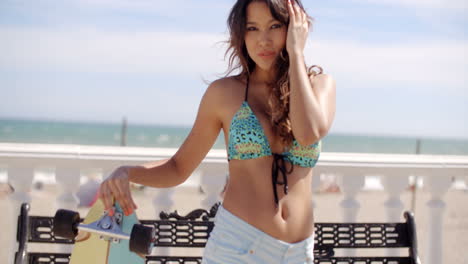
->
[[1, 118, 468, 155]]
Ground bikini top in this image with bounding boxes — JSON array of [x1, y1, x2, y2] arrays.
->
[[227, 77, 321, 206]]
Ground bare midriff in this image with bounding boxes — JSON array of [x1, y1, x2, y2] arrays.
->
[[222, 157, 315, 244]]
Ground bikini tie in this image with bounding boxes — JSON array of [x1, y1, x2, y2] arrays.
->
[[272, 153, 294, 207]]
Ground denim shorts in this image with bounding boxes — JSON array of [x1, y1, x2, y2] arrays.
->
[[201, 205, 314, 264]]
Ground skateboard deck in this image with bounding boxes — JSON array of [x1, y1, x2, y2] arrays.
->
[[69, 200, 145, 264]]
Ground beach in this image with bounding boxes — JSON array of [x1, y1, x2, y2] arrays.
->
[[1, 183, 467, 263]]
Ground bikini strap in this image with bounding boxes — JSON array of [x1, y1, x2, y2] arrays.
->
[[244, 76, 249, 102]]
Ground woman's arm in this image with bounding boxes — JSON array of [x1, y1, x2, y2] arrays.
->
[[288, 56, 336, 145], [285, 1, 336, 146], [99, 80, 223, 215], [129, 81, 223, 186]]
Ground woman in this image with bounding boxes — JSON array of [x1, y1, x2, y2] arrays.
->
[[99, 0, 336, 263]]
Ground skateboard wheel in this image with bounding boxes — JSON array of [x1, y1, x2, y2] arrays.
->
[[53, 209, 80, 240], [129, 224, 155, 255]]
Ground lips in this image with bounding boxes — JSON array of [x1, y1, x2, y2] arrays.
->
[[258, 51, 276, 57]]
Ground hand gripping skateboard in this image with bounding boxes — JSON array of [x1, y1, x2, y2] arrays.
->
[[53, 199, 155, 264]]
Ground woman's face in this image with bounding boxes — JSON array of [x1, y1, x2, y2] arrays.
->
[[244, 1, 287, 72]]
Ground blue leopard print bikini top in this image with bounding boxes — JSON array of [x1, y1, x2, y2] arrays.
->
[[227, 77, 321, 206]]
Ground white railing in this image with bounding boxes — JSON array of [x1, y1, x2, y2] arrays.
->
[[0, 142, 467, 264]]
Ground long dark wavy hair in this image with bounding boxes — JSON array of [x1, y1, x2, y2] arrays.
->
[[225, 0, 323, 149]]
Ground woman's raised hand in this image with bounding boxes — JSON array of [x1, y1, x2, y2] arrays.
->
[[286, 0, 309, 57], [98, 166, 138, 216]]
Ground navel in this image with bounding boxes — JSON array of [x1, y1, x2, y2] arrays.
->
[[280, 205, 289, 221]]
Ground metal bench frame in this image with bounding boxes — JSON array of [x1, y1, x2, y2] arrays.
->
[[15, 203, 421, 264]]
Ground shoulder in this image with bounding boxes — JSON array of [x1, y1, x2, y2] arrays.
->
[[205, 75, 245, 101], [200, 76, 246, 123], [208, 75, 244, 91]]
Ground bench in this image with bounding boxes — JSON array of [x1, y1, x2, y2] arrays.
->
[[15, 203, 421, 264]]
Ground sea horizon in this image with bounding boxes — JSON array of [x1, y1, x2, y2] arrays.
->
[[1, 117, 468, 155]]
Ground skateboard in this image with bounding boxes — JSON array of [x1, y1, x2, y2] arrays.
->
[[53, 199, 154, 264]]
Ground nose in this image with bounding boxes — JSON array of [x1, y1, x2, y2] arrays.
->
[[257, 30, 272, 47]]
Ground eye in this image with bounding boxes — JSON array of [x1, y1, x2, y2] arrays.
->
[[247, 26, 257, 31], [271, 23, 283, 29]]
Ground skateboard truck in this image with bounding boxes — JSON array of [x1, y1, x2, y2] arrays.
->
[[79, 208, 128, 243], [53, 207, 155, 255]]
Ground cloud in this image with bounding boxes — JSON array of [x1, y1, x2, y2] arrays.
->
[[1, 0, 233, 21], [305, 38, 468, 94], [71, 0, 231, 11], [349, 0, 468, 34], [0, 26, 229, 77], [351, 0, 468, 10], [1, 25, 466, 95]]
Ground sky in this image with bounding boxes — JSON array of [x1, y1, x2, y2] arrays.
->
[[0, 0, 467, 139]]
